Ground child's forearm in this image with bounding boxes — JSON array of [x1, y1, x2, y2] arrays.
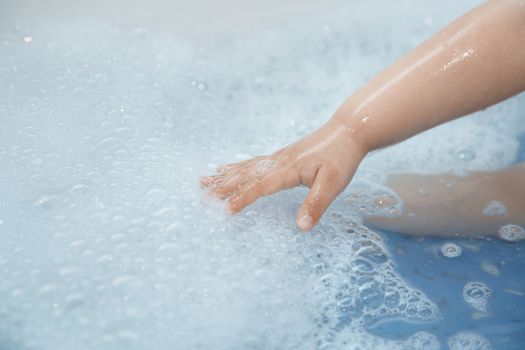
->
[[333, 0, 525, 151]]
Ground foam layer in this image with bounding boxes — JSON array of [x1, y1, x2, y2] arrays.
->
[[1, 0, 523, 349], [448, 331, 492, 350], [498, 224, 525, 242]]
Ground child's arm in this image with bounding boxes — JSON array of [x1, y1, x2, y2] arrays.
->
[[201, 0, 525, 231]]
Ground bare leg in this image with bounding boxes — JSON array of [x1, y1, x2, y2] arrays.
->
[[363, 163, 525, 238]]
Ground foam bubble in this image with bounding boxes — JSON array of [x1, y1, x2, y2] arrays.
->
[[1, 0, 521, 348], [463, 281, 492, 312], [448, 331, 492, 350], [482, 200, 507, 216], [440, 242, 462, 258], [497, 224, 525, 242], [345, 180, 404, 218]]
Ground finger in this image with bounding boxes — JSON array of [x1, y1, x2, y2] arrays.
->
[[216, 159, 252, 174], [296, 168, 342, 231], [199, 175, 224, 188], [228, 168, 299, 213], [212, 171, 246, 199]]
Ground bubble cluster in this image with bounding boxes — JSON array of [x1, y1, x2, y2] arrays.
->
[[345, 180, 404, 218], [463, 281, 492, 312], [482, 200, 507, 216], [497, 224, 525, 242], [250, 159, 277, 178], [440, 242, 462, 258], [0, 0, 522, 348], [448, 331, 492, 350]]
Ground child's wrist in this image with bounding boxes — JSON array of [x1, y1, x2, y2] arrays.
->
[[329, 108, 373, 156]]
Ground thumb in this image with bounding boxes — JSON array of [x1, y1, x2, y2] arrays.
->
[[296, 168, 342, 231]]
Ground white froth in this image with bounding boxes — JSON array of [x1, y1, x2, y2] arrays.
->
[[0, 0, 520, 348], [462, 281, 492, 313], [482, 200, 507, 216], [448, 331, 492, 350], [497, 224, 525, 242], [440, 242, 462, 258]]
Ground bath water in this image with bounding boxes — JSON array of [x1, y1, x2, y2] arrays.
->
[[1, 0, 524, 349]]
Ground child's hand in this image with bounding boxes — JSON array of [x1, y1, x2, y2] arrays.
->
[[201, 119, 368, 231]]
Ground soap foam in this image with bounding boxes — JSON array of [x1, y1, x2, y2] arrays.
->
[[463, 281, 492, 313], [448, 331, 492, 350], [441, 242, 462, 258], [1, 0, 522, 348], [483, 200, 507, 216]]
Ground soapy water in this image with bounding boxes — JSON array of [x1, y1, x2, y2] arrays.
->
[[1, 0, 524, 349], [448, 331, 492, 350], [462, 282, 492, 313], [345, 180, 404, 219]]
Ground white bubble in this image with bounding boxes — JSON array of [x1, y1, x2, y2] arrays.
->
[[498, 224, 525, 242], [480, 261, 499, 277], [440, 242, 462, 258], [1, 1, 520, 347], [404, 331, 440, 350], [448, 331, 492, 350], [463, 281, 491, 312], [456, 148, 476, 162], [483, 200, 507, 216]]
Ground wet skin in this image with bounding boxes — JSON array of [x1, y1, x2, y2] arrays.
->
[[202, 0, 525, 232], [364, 163, 525, 237]]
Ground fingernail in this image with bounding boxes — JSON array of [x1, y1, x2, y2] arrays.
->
[[297, 214, 313, 231]]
